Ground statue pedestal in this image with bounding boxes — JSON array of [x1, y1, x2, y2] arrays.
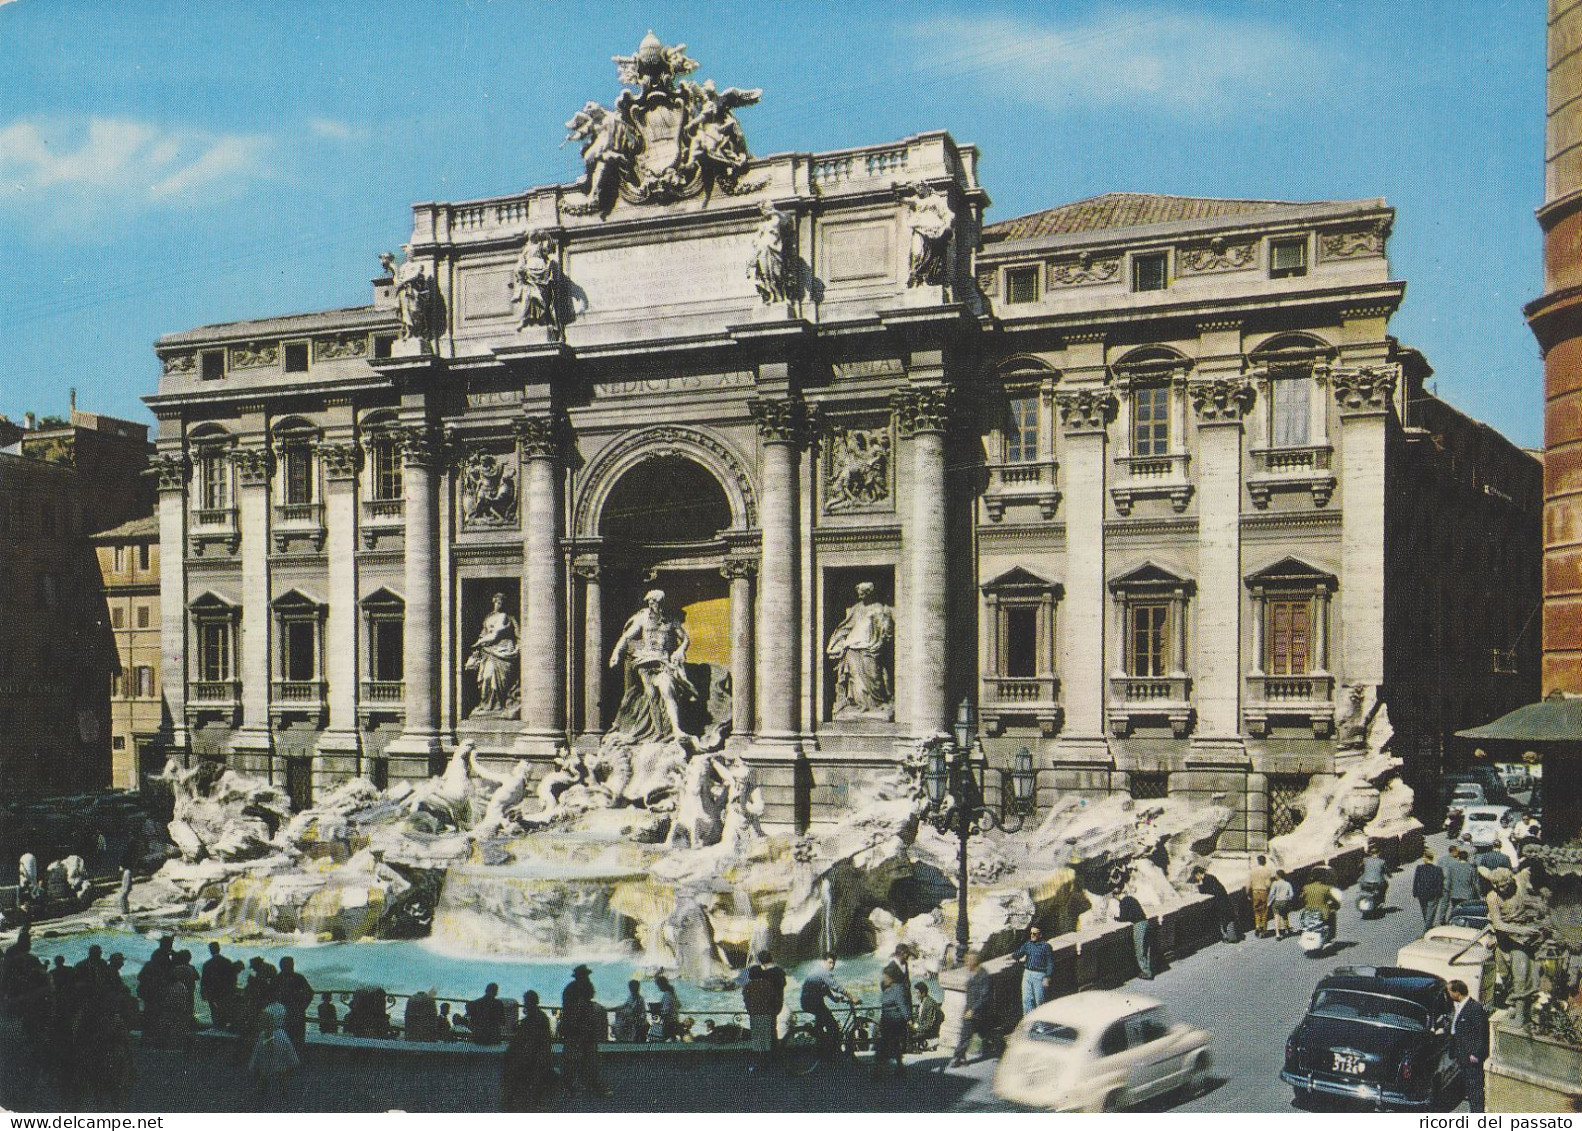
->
[[1487, 1017, 1582, 1112], [390, 337, 427, 359]]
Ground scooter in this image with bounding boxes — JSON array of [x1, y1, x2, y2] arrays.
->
[[1356, 881, 1386, 919], [1297, 908, 1335, 955]]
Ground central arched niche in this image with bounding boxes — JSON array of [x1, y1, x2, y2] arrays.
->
[[598, 453, 732, 546], [596, 454, 733, 686]]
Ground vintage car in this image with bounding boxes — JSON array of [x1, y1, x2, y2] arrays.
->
[[1396, 926, 1494, 1001], [1281, 967, 1459, 1110], [1458, 804, 1516, 850], [993, 990, 1213, 1112]]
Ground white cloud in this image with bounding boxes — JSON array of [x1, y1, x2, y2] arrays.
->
[[0, 116, 270, 220], [910, 9, 1328, 114], [308, 117, 362, 141]]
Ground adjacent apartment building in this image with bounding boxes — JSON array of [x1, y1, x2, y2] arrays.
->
[[93, 515, 163, 789]]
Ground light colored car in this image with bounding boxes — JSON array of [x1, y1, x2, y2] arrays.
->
[[1459, 804, 1514, 849], [993, 990, 1214, 1112], [1396, 926, 1494, 1000], [1496, 764, 1530, 793]]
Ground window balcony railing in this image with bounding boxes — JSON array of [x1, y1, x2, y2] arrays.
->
[[184, 679, 240, 725], [188, 508, 240, 557], [981, 674, 1062, 736], [983, 459, 1061, 522], [361, 498, 404, 549], [358, 679, 405, 724], [270, 679, 327, 721], [1244, 671, 1335, 738], [1247, 445, 1335, 509], [1111, 453, 1192, 515], [1107, 674, 1193, 737], [273, 503, 326, 553]]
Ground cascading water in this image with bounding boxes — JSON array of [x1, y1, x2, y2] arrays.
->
[[820, 877, 835, 955], [430, 860, 646, 959]]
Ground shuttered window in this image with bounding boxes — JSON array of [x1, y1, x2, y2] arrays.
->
[[1267, 598, 1311, 675]]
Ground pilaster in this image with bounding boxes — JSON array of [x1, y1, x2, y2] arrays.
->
[[1333, 365, 1397, 691], [153, 449, 190, 753], [1053, 385, 1117, 742], [231, 442, 274, 765], [574, 558, 604, 737], [722, 557, 758, 740], [316, 436, 362, 771], [892, 385, 953, 737]]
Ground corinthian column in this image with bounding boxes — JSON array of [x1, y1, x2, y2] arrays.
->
[[893, 387, 953, 737], [722, 557, 757, 738], [387, 426, 442, 771], [574, 560, 603, 736], [748, 397, 808, 744], [517, 413, 566, 752]]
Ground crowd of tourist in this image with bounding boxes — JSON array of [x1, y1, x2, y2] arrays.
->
[[1, 928, 949, 1111]]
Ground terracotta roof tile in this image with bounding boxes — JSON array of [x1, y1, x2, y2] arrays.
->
[[984, 193, 1312, 242]]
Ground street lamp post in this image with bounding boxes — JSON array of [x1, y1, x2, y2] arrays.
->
[[923, 699, 1027, 956]]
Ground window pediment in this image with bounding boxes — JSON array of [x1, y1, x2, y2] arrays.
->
[[1110, 561, 1193, 594], [271, 588, 326, 610], [982, 567, 1061, 596], [359, 586, 406, 609], [1245, 556, 1336, 591]]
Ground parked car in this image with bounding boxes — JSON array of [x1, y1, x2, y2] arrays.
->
[[1396, 926, 1494, 1001], [1281, 966, 1460, 1110], [1443, 783, 1485, 837], [1447, 901, 1490, 930], [1458, 804, 1515, 850], [1495, 764, 1530, 794], [1440, 770, 1514, 810], [994, 990, 1214, 1112]]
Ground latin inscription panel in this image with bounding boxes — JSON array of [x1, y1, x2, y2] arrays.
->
[[822, 221, 893, 282], [567, 233, 757, 312], [597, 371, 753, 397], [461, 269, 515, 321]]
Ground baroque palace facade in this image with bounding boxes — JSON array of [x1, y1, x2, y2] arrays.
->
[[146, 37, 1538, 845]]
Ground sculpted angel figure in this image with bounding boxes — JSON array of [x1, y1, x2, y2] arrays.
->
[[465, 592, 520, 715], [565, 98, 637, 215], [683, 79, 760, 181], [608, 589, 697, 742], [510, 229, 562, 335], [904, 184, 954, 288]]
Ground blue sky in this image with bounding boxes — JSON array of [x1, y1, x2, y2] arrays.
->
[[0, 1, 1545, 445]]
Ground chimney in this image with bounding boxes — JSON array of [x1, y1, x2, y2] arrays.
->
[[69, 387, 76, 411]]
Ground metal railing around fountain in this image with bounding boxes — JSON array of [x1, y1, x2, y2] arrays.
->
[[302, 989, 882, 1050]]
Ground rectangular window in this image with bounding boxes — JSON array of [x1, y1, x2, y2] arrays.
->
[[1129, 602, 1170, 677], [283, 341, 310, 373], [136, 604, 150, 629], [372, 441, 403, 501], [111, 607, 125, 629], [282, 448, 313, 505], [1004, 606, 1039, 678], [1132, 252, 1168, 292], [198, 621, 231, 681], [1132, 385, 1171, 457], [1271, 378, 1311, 447], [1267, 599, 1312, 676], [373, 334, 396, 359], [200, 350, 225, 380], [135, 666, 155, 698], [1004, 265, 1040, 304], [112, 736, 126, 751], [138, 544, 151, 571], [201, 456, 229, 510], [1004, 395, 1039, 463], [284, 620, 317, 681], [110, 672, 122, 698], [113, 546, 125, 572], [371, 617, 405, 681], [1270, 237, 1308, 279]]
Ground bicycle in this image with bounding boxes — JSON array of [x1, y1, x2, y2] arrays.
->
[[782, 1000, 874, 1076]]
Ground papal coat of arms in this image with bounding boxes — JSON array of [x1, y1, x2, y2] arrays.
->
[[565, 32, 764, 216]]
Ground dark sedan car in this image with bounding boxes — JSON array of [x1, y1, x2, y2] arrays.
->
[[1281, 967, 1460, 1110]]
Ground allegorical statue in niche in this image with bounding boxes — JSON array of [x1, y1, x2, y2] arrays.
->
[[827, 582, 896, 720], [465, 592, 520, 716], [382, 246, 434, 344], [749, 202, 791, 304], [460, 450, 518, 528], [510, 229, 562, 337], [609, 589, 698, 743], [903, 183, 954, 288], [825, 427, 891, 512]]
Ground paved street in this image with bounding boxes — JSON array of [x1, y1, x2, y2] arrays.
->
[[1, 837, 1467, 1114]]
